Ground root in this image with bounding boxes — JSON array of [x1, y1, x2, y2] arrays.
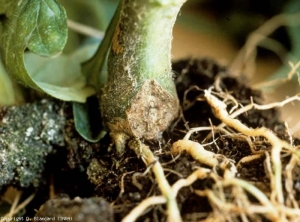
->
[[122, 196, 166, 222], [128, 139, 182, 222], [204, 88, 292, 206], [172, 139, 219, 167], [123, 166, 211, 222]]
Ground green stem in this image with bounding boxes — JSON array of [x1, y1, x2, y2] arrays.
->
[[101, 0, 185, 143]]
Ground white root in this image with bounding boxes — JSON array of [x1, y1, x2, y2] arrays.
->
[[128, 140, 182, 222], [122, 196, 166, 222], [172, 139, 218, 167], [204, 89, 295, 217]]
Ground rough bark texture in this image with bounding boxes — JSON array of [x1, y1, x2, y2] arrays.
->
[[101, 0, 185, 143]]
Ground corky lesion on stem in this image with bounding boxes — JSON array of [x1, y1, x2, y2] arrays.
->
[[111, 22, 123, 55]]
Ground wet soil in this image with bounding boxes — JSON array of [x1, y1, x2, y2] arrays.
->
[[2, 58, 299, 221]]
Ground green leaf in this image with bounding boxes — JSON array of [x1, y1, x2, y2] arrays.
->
[[26, 3, 66, 57], [2, 0, 93, 102], [5, 0, 67, 56], [73, 96, 106, 142], [24, 42, 99, 102]]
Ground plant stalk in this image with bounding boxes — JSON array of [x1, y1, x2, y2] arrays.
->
[[101, 0, 185, 147]]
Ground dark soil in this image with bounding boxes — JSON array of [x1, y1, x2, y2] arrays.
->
[[1, 58, 299, 222]]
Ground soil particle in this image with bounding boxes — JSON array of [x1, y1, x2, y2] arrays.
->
[[0, 99, 65, 189]]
